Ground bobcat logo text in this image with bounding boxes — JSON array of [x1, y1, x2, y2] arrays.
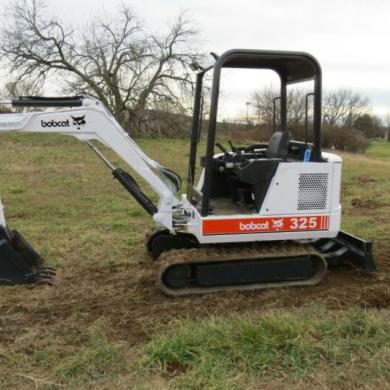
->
[[41, 119, 70, 128]]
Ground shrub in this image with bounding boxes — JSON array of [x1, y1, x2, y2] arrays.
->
[[321, 125, 370, 153]]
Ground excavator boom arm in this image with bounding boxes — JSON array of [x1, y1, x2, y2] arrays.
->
[[0, 96, 179, 229]]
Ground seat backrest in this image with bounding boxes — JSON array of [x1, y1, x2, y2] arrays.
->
[[265, 131, 290, 159]]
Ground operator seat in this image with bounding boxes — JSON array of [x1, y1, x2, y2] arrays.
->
[[265, 131, 290, 159], [231, 131, 290, 211]]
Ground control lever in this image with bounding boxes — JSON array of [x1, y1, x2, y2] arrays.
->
[[215, 142, 229, 155], [228, 140, 240, 154]]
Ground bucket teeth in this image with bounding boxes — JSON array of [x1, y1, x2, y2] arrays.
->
[[0, 228, 56, 286], [32, 267, 56, 284], [35, 268, 56, 285]]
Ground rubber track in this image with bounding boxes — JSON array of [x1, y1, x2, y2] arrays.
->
[[157, 241, 327, 296]]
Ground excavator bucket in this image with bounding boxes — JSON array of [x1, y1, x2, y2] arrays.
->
[[0, 226, 55, 285]]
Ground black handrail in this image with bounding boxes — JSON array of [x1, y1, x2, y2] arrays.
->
[[12, 96, 83, 107], [305, 93, 315, 145]]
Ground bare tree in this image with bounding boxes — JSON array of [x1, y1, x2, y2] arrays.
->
[[253, 86, 370, 131], [252, 87, 306, 128], [322, 89, 369, 128], [0, 0, 200, 133], [287, 89, 306, 126], [252, 87, 276, 127], [0, 79, 42, 112]]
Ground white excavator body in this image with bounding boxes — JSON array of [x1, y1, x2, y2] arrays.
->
[[0, 49, 375, 294]]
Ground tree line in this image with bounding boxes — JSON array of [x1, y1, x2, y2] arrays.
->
[[250, 87, 389, 152], [0, 0, 388, 147], [252, 87, 386, 140]]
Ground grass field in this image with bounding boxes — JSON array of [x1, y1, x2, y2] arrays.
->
[[0, 134, 389, 389], [367, 140, 390, 159]]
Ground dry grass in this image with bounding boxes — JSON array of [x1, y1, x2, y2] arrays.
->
[[0, 133, 389, 389]]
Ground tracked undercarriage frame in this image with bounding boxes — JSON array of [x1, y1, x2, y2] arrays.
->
[[146, 228, 375, 296]]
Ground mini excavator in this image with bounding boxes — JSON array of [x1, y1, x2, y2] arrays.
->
[[0, 49, 376, 295]]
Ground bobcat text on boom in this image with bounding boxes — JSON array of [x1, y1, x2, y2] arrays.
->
[[41, 120, 70, 128]]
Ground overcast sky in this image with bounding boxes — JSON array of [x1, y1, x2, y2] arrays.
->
[[1, 0, 389, 120]]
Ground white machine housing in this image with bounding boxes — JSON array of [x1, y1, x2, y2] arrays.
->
[[183, 152, 341, 244]]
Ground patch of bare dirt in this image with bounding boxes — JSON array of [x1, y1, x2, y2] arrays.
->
[[356, 176, 378, 184], [163, 362, 189, 378], [351, 198, 386, 209], [0, 238, 389, 348]]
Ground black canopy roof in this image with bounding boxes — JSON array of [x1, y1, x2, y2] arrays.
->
[[215, 49, 321, 84]]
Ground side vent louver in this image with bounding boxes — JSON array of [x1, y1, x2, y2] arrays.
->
[[298, 173, 328, 210]]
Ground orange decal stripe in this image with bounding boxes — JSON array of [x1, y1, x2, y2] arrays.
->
[[202, 215, 329, 236]]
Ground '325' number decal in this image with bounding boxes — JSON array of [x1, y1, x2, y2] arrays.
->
[[290, 217, 318, 230]]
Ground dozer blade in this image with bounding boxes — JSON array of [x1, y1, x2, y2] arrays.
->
[[0, 227, 55, 285], [312, 230, 376, 273], [157, 242, 327, 297]]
